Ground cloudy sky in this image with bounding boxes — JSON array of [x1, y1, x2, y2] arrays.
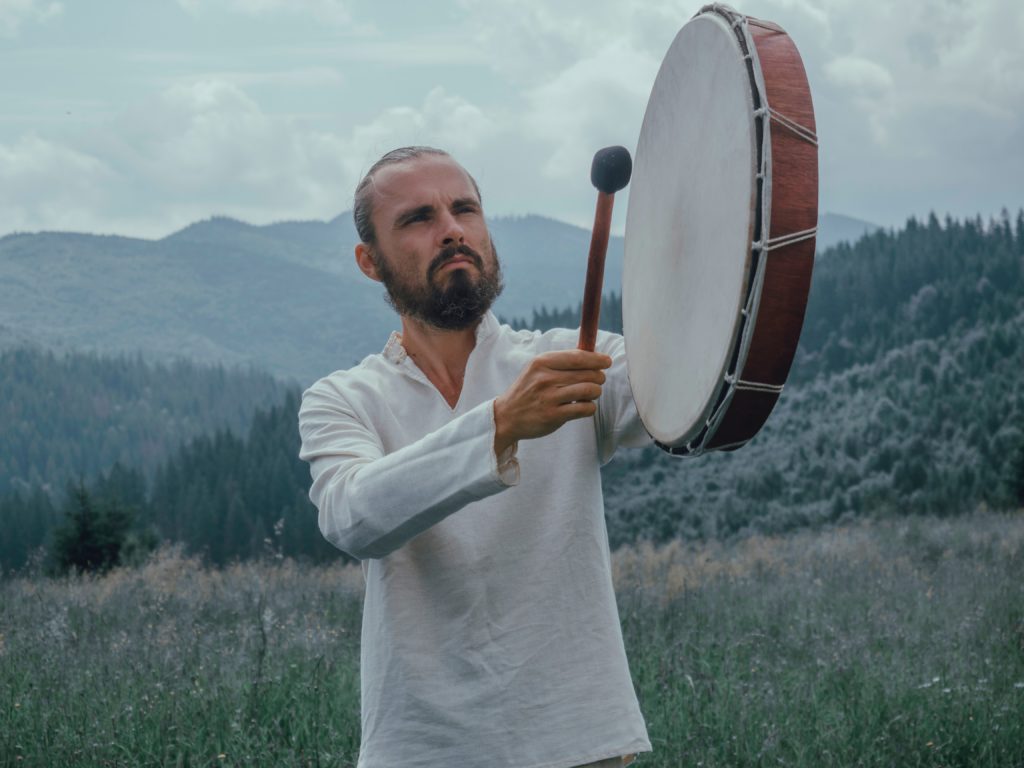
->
[[1, 0, 1021, 238]]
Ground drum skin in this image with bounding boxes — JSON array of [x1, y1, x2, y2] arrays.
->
[[624, 4, 818, 455]]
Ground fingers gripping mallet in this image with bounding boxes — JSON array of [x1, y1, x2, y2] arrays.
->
[[578, 146, 632, 352]]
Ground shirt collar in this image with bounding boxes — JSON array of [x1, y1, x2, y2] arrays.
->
[[381, 311, 499, 364]]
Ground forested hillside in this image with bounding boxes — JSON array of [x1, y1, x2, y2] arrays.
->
[[507, 211, 1024, 544], [515, 211, 1024, 381], [794, 211, 1023, 383], [0, 390, 334, 572], [0, 348, 285, 496], [0, 350, 290, 571], [2, 212, 1021, 573], [607, 212, 1024, 545], [145, 391, 336, 566]]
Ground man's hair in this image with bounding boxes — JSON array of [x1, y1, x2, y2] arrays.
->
[[353, 146, 483, 245]]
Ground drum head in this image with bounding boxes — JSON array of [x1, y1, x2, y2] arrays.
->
[[623, 10, 757, 448]]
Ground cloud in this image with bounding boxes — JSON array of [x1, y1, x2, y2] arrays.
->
[[0, 80, 352, 235], [522, 40, 659, 181], [97, 80, 352, 222], [198, 66, 345, 89], [459, 0, 694, 82], [0, 0, 61, 36], [3, 0, 1022, 237], [0, 135, 115, 232], [825, 56, 894, 95], [347, 87, 496, 163], [0, 80, 504, 237], [176, 0, 354, 25]]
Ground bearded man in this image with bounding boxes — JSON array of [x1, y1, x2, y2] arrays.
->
[[298, 146, 652, 768]]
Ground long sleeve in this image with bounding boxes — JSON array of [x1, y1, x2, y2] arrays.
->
[[593, 330, 653, 463], [298, 384, 518, 560]]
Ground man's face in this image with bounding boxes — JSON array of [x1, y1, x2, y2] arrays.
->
[[359, 154, 503, 330]]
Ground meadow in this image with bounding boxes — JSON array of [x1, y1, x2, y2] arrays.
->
[[2, 511, 1022, 767]]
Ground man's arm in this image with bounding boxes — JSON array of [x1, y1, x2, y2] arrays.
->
[[299, 349, 611, 560]]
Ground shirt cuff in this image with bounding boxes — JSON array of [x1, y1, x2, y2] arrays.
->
[[490, 398, 520, 487], [495, 441, 520, 486]]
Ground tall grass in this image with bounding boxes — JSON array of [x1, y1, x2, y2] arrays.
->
[[1, 549, 365, 766], [615, 512, 1024, 767], [2, 512, 1022, 767]]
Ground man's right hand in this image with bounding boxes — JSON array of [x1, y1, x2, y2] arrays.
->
[[493, 349, 612, 456]]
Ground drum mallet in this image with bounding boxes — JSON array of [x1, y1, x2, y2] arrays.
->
[[578, 145, 632, 352]]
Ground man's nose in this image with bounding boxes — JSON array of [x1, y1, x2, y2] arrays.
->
[[439, 210, 465, 245]]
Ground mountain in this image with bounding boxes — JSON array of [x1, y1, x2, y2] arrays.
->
[[816, 213, 878, 251], [2, 211, 1021, 570], [0, 211, 870, 385], [0, 222, 390, 386]]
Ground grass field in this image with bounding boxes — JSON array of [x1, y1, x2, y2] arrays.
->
[[2, 511, 1022, 767]]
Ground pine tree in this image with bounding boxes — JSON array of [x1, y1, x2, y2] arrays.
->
[[51, 481, 134, 574]]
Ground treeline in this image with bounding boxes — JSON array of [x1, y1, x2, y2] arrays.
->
[[794, 210, 1024, 382], [502, 292, 623, 335], [506, 211, 1024, 385], [0, 390, 338, 573], [505, 210, 1024, 544], [3, 211, 1023, 573], [145, 390, 334, 565], [601, 312, 1024, 548], [0, 347, 286, 496], [596, 211, 1024, 546]]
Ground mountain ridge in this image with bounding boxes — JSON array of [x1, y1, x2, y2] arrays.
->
[[2, 210, 1021, 570], [0, 210, 881, 385]]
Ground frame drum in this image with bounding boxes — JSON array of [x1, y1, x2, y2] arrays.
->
[[623, 3, 818, 456]]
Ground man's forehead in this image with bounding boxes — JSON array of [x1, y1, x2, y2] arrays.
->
[[371, 155, 479, 210]]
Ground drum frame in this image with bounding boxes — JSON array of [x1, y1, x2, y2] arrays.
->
[[640, 3, 819, 457]]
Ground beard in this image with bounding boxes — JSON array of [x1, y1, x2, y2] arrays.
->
[[371, 240, 504, 331]]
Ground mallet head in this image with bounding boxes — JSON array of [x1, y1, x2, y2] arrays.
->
[[590, 145, 633, 194]]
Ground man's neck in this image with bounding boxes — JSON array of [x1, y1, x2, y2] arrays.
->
[[398, 315, 483, 408]]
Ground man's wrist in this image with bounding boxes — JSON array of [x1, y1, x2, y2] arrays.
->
[[492, 396, 517, 457]]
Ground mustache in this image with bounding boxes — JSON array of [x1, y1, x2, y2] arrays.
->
[[427, 243, 484, 280]]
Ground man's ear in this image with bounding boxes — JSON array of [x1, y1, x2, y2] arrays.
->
[[355, 242, 382, 282]]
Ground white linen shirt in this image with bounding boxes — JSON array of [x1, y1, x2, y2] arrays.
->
[[298, 311, 653, 768]]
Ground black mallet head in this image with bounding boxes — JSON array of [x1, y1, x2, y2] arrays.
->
[[590, 145, 632, 194]]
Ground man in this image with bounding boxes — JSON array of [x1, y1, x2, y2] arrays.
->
[[298, 146, 652, 767]]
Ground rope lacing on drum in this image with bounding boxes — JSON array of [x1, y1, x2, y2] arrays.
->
[[744, 17, 785, 33], [732, 378, 784, 394], [724, 370, 785, 394], [759, 226, 818, 252], [753, 106, 818, 147]]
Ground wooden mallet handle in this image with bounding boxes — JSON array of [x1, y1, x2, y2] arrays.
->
[[578, 146, 632, 352]]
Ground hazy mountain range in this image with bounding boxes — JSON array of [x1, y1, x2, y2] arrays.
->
[[0, 212, 874, 385], [2, 209, 1021, 571]]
